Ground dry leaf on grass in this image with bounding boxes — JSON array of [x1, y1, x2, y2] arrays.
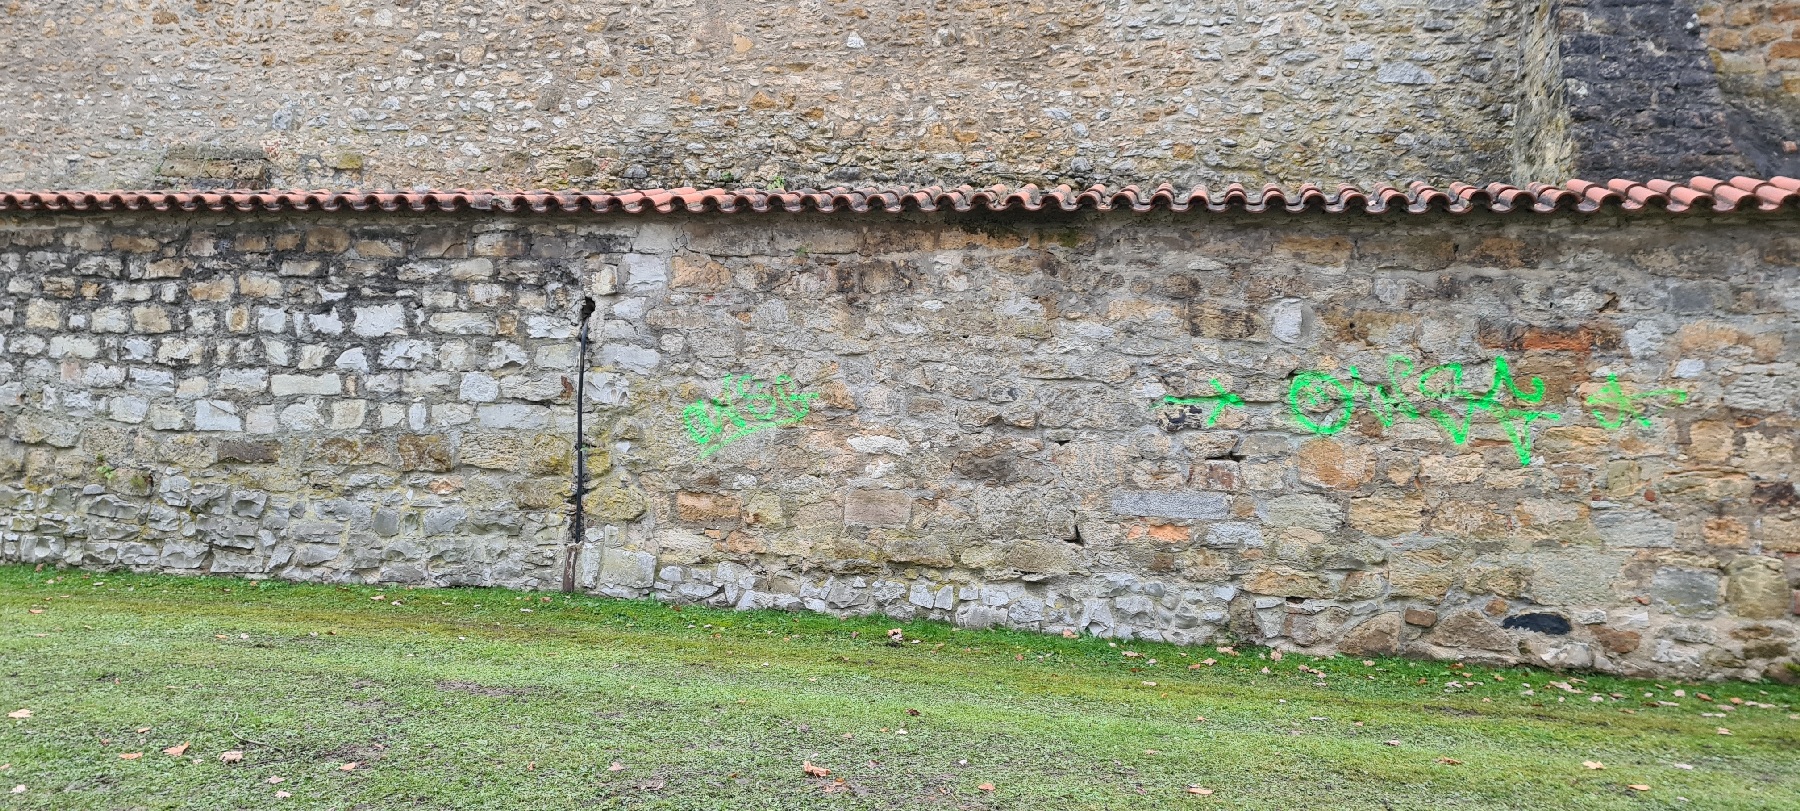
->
[[978, 782, 996, 792], [6, 709, 30, 719], [801, 761, 830, 778], [268, 776, 285, 784], [118, 753, 142, 760], [275, 791, 292, 799], [1435, 757, 1464, 765], [1583, 761, 1606, 770], [1186, 786, 1214, 795], [608, 761, 625, 772], [10, 786, 23, 794], [1628, 784, 1651, 791], [338, 762, 358, 772], [162, 743, 189, 757], [134, 727, 150, 734], [1717, 728, 1732, 736], [1384, 740, 1401, 746], [219, 751, 244, 764]]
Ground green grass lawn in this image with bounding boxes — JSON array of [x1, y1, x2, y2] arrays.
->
[[1, 565, 1797, 810]]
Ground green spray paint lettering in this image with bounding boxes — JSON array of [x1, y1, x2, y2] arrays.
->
[[1586, 375, 1687, 431], [682, 374, 819, 458], [1154, 379, 1245, 429], [1286, 355, 1562, 466]]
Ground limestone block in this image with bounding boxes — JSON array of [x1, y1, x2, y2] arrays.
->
[[1651, 567, 1723, 616], [352, 304, 407, 337], [1109, 490, 1229, 521]]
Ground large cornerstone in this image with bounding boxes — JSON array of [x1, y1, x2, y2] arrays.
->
[[2, 196, 1798, 681]]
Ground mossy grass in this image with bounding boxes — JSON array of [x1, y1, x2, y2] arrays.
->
[[2, 565, 1796, 810]]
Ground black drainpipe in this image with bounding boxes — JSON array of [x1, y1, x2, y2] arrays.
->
[[562, 297, 597, 594]]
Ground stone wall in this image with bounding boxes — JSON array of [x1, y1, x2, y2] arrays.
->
[[1696, 1, 1800, 178], [0, 0, 1525, 190], [2, 208, 1799, 682]]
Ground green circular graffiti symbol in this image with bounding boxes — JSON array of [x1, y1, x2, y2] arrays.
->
[[1287, 372, 1353, 435]]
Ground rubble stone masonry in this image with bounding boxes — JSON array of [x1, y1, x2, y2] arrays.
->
[[2, 208, 1798, 681]]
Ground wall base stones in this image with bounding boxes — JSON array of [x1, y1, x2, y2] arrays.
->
[[3, 209, 1799, 682]]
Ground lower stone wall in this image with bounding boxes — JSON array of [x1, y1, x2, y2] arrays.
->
[[2, 209, 1798, 682]]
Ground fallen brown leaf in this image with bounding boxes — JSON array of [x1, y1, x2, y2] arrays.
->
[[1270, 650, 1284, 661], [1435, 757, 1464, 765], [118, 752, 142, 760], [608, 761, 625, 772], [978, 782, 996, 792], [162, 743, 189, 757], [1582, 761, 1606, 770], [1384, 740, 1401, 746], [1186, 786, 1214, 795], [6, 710, 29, 719], [1717, 728, 1732, 736], [275, 791, 292, 799], [27, 609, 43, 615], [802, 761, 830, 778], [267, 776, 285, 784], [135, 727, 150, 734], [338, 762, 358, 771], [1628, 784, 1650, 791], [219, 751, 244, 764]]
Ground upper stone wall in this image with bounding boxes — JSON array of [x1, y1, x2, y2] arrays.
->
[[0, 0, 1525, 190]]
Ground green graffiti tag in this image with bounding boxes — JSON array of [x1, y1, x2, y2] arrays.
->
[[1286, 355, 1562, 466], [682, 374, 819, 458], [1586, 375, 1688, 431], [1154, 379, 1246, 429]]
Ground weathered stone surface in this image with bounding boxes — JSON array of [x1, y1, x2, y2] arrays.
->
[[1725, 557, 1791, 620], [1110, 491, 1229, 521], [1403, 607, 1439, 628], [0, 2, 1549, 192], [0, 210, 1795, 681], [1428, 611, 1514, 653], [843, 490, 911, 529], [1338, 613, 1403, 656]]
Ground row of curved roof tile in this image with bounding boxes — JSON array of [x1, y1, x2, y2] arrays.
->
[[2, 176, 1797, 216]]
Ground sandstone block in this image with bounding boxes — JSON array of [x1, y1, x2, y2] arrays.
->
[[1338, 613, 1403, 656], [1428, 611, 1513, 652], [395, 434, 453, 472], [1590, 626, 1642, 654], [1242, 566, 1328, 598], [1725, 556, 1790, 619], [844, 489, 911, 528], [1296, 439, 1374, 489], [1403, 607, 1439, 627], [1003, 540, 1077, 575], [1349, 494, 1425, 537], [677, 491, 743, 524]]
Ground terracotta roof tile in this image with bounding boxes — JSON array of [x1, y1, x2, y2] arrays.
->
[[2, 177, 1796, 217]]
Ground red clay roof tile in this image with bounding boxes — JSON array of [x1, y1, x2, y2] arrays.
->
[[2, 177, 1796, 217]]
